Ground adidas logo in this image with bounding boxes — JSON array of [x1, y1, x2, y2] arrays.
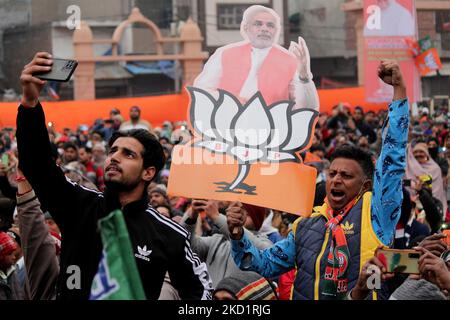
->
[[341, 221, 354, 234], [135, 245, 152, 262]]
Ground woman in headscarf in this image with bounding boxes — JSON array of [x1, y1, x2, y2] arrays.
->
[[405, 142, 447, 218]]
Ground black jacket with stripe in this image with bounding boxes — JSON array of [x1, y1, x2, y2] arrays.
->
[[17, 103, 213, 300]]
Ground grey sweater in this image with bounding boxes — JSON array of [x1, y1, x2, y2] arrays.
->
[[17, 190, 59, 300], [182, 214, 273, 288]]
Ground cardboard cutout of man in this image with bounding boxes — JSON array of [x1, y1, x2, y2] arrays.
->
[[194, 5, 319, 111], [168, 5, 320, 214]]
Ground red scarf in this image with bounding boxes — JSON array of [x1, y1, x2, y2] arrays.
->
[[322, 196, 360, 299]]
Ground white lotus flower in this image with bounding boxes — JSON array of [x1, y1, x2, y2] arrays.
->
[[188, 87, 318, 193]]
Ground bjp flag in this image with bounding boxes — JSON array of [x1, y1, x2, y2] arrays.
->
[[415, 48, 442, 76]]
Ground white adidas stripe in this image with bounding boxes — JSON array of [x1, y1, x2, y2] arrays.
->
[[65, 176, 104, 197], [146, 207, 188, 237], [184, 239, 202, 265], [183, 246, 213, 300], [147, 207, 212, 299], [145, 208, 204, 269]]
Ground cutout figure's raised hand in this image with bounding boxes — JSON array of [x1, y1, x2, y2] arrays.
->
[[289, 36, 312, 81]]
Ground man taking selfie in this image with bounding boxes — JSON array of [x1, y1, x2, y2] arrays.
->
[[16, 52, 213, 300]]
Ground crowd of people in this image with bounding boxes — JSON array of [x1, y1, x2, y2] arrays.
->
[[0, 4, 449, 301], [0, 54, 447, 301]]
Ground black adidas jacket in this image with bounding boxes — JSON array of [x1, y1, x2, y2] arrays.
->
[[17, 103, 213, 300]]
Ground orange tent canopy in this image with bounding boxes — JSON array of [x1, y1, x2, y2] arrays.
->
[[0, 87, 387, 131]]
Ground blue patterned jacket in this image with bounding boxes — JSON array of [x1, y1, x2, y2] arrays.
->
[[231, 99, 409, 280]]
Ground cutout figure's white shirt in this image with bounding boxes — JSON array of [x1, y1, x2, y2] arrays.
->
[[239, 47, 271, 100], [194, 42, 319, 111]]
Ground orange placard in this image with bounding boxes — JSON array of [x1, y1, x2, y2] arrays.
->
[[167, 87, 318, 216]]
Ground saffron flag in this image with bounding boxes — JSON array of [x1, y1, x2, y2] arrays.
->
[[406, 36, 442, 76], [415, 48, 442, 76], [89, 209, 146, 300]]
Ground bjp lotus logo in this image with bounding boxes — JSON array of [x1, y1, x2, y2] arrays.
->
[[187, 87, 318, 195]]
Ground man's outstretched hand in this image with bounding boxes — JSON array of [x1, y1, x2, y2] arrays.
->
[[20, 52, 53, 107], [378, 60, 406, 101]]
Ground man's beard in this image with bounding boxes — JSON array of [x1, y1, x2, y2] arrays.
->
[[105, 178, 140, 192], [150, 200, 159, 207]]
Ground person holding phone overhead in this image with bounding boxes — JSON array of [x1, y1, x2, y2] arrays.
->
[[227, 60, 410, 300], [15, 52, 213, 300]]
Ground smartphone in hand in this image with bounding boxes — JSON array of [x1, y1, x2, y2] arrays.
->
[[376, 248, 420, 274], [34, 58, 78, 82]]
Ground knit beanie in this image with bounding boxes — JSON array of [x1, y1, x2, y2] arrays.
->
[[214, 271, 277, 300], [389, 278, 447, 300], [149, 186, 170, 205], [0, 232, 17, 258], [6, 230, 21, 248], [151, 184, 167, 194]]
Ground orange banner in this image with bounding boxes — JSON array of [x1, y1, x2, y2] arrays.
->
[[0, 87, 388, 131], [0, 94, 189, 131]]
